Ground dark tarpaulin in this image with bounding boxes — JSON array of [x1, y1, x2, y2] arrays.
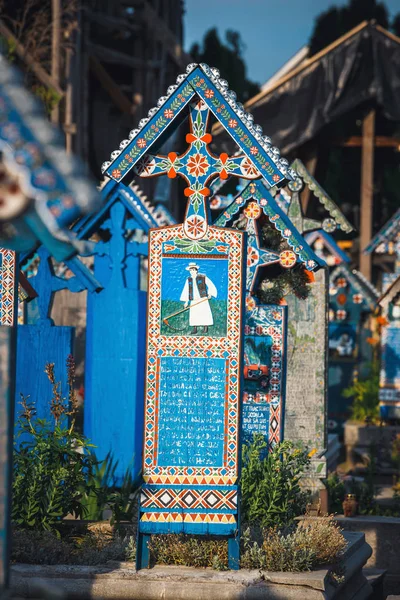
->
[[216, 23, 400, 155]]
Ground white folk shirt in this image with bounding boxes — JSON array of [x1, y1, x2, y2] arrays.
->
[[180, 276, 217, 326]]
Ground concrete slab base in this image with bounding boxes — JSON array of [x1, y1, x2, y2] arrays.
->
[[10, 532, 373, 600]]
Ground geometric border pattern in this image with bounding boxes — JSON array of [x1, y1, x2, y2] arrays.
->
[[0, 248, 15, 326], [143, 224, 245, 486], [244, 303, 286, 448], [141, 486, 238, 511], [140, 512, 236, 525]]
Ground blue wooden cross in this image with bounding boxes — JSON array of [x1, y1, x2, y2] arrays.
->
[[76, 179, 159, 481]]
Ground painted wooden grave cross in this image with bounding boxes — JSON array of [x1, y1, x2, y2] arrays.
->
[[75, 178, 160, 481], [103, 63, 294, 570], [14, 245, 101, 436], [365, 207, 400, 419], [214, 180, 324, 452]]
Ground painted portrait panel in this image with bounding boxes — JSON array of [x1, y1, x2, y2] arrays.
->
[[160, 257, 228, 337]]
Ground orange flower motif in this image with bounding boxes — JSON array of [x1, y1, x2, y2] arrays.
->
[[366, 337, 379, 346], [111, 168, 121, 179], [244, 201, 262, 220], [164, 109, 174, 119], [137, 138, 147, 148], [205, 89, 214, 98], [187, 153, 209, 178], [377, 316, 389, 326]]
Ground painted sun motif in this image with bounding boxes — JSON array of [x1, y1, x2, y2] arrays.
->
[[279, 250, 297, 268], [185, 214, 206, 239], [244, 201, 262, 220], [187, 153, 210, 178]]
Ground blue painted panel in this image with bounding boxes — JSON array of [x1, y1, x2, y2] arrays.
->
[[0, 326, 16, 590], [84, 286, 146, 481], [242, 403, 270, 445], [381, 325, 400, 386], [15, 325, 73, 438], [157, 357, 226, 467]]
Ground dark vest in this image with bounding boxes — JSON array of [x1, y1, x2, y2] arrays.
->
[[188, 274, 207, 300]]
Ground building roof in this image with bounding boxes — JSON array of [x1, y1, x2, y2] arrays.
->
[[215, 22, 400, 154], [260, 46, 309, 91]]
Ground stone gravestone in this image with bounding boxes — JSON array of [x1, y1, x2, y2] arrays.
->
[[274, 161, 352, 485], [214, 180, 323, 452], [102, 63, 291, 569]]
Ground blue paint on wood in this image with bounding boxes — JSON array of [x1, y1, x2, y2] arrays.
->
[[0, 325, 16, 591], [81, 193, 153, 481], [15, 325, 74, 439], [15, 246, 101, 438], [84, 286, 146, 481], [157, 357, 227, 467]]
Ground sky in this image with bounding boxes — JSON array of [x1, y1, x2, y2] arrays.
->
[[184, 0, 400, 86]]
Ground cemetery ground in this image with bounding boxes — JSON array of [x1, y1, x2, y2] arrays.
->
[[6, 359, 398, 599]]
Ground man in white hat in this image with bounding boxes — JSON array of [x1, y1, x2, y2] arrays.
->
[[180, 262, 217, 334]]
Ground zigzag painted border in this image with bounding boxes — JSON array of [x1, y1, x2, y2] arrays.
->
[[0, 248, 15, 326], [141, 486, 238, 510]]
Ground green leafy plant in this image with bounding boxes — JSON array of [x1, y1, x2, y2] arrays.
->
[[109, 466, 141, 526], [79, 452, 118, 521], [324, 472, 345, 514], [32, 85, 61, 116], [80, 451, 141, 525], [241, 436, 311, 528], [12, 357, 95, 535], [342, 360, 380, 423]]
